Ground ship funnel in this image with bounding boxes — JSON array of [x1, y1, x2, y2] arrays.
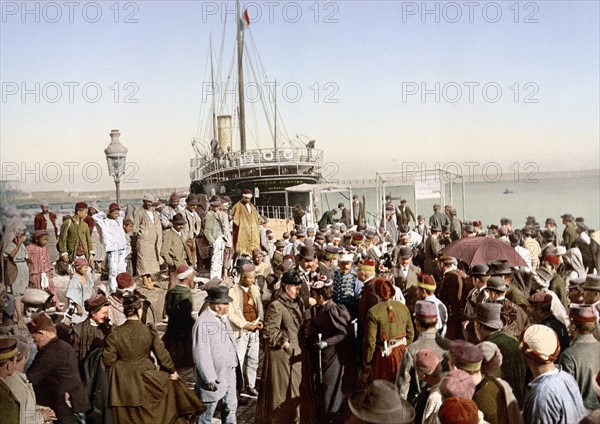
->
[[217, 115, 232, 157]]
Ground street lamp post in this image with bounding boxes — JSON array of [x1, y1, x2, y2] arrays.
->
[[104, 129, 128, 205]]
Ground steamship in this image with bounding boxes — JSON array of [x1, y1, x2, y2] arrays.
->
[[189, 1, 323, 209]]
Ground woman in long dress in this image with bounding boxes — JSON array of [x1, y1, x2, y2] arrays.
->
[[1, 216, 29, 328], [309, 277, 358, 424], [102, 293, 204, 423], [256, 270, 315, 424]]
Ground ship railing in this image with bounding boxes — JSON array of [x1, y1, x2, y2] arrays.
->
[[257, 205, 295, 221], [190, 148, 324, 181]]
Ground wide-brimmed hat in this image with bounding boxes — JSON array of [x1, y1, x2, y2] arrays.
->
[[274, 240, 286, 248], [348, 380, 415, 424], [560, 213, 574, 222], [186, 194, 201, 206], [488, 259, 512, 276], [472, 303, 503, 330], [171, 213, 186, 225], [298, 245, 316, 261], [583, 274, 600, 292], [205, 286, 233, 304]]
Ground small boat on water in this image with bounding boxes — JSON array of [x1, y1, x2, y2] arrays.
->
[[503, 188, 514, 194]]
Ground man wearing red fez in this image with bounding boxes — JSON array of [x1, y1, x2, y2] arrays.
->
[[58, 201, 95, 265], [228, 263, 264, 399]]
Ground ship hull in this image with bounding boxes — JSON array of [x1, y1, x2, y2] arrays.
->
[[190, 174, 322, 206]]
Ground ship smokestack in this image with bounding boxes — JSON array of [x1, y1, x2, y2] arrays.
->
[[217, 115, 232, 157]]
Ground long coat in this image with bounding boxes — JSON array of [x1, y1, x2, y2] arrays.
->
[[192, 308, 238, 403], [423, 234, 441, 275], [133, 207, 162, 275], [311, 301, 357, 424], [256, 291, 315, 424], [102, 319, 202, 423], [58, 218, 94, 261], [231, 200, 261, 255], [438, 269, 471, 340], [27, 337, 91, 420]]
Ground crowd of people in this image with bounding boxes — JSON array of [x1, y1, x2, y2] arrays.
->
[[0, 192, 599, 424]]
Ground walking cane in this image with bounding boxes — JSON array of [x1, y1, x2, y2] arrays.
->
[[318, 333, 323, 385]]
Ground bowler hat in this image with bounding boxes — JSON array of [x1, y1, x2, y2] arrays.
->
[[545, 217, 556, 225], [298, 245, 315, 261], [274, 240, 286, 248], [399, 246, 413, 260], [534, 268, 553, 289], [430, 225, 441, 232], [485, 276, 508, 292], [205, 286, 233, 304], [171, 213, 186, 225], [463, 224, 475, 234], [468, 264, 489, 277], [348, 380, 415, 424], [583, 274, 600, 292], [472, 303, 503, 330]]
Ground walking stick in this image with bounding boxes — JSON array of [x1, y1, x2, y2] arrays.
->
[[318, 333, 323, 385]]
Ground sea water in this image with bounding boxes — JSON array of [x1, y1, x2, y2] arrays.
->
[[315, 176, 599, 230]]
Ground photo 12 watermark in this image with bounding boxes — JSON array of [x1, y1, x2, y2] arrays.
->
[[400, 161, 540, 183], [1, 1, 140, 24], [2, 82, 140, 104], [202, 80, 339, 104], [401, 82, 539, 104], [1, 161, 140, 185], [201, 1, 340, 24], [400, 1, 539, 24]]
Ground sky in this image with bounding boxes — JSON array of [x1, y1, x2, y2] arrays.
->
[[1, 0, 599, 193]]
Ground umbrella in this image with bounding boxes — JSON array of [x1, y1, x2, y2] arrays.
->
[[441, 236, 527, 268]]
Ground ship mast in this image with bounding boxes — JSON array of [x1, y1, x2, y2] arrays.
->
[[236, 0, 247, 152], [210, 37, 217, 143]]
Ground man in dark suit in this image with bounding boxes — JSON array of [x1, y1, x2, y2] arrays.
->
[[394, 247, 421, 292], [424, 225, 442, 276], [338, 202, 351, 227], [396, 200, 416, 228], [193, 286, 239, 424], [437, 256, 470, 340]]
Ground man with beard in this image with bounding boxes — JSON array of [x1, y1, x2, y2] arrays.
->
[[231, 189, 261, 256]]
